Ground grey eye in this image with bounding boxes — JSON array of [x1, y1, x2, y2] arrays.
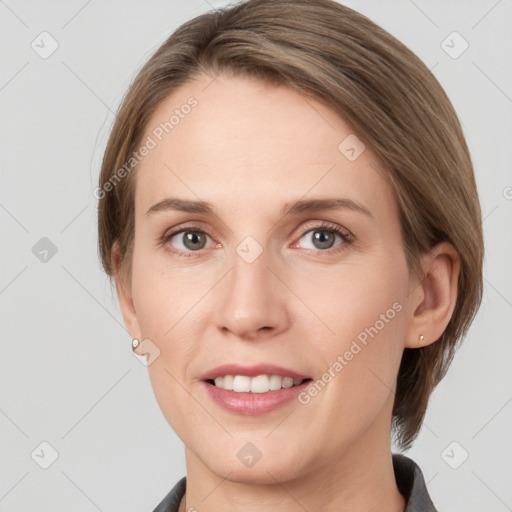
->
[[171, 231, 210, 251], [299, 229, 341, 250]]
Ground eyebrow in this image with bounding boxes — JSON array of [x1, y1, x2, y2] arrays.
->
[[146, 197, 373, 218]]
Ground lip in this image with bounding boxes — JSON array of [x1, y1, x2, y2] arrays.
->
[[198, 363, 312, 415], [199, 363, 310, 381], [202, 379, 311, 415]]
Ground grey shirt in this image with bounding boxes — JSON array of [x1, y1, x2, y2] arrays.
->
[[152, 453, 437, 511]]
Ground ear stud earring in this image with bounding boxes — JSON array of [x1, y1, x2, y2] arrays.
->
[[132, 338, 140, 351], [419, 334, 425, 342]]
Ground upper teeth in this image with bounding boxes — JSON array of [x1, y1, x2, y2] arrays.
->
[[213, 375, 304, 393]]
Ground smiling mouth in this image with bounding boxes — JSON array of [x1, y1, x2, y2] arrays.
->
[[206, 374, 313, 393]]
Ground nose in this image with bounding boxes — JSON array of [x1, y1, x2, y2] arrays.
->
[[212, 249, 290, 341]]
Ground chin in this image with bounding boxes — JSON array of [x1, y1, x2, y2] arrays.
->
[[213, 461, 301, 485], [197, 441, 307, 485]]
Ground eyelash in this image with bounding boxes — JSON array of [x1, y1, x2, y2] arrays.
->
[[159, 221, 354, 258]]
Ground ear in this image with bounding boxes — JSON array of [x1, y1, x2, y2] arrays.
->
[[111, 241, 141, 340], [404, 242, 460, 348]]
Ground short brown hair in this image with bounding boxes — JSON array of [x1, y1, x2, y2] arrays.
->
[[97, 0, 483, 449]]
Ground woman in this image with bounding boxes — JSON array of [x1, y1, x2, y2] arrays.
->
[[96, 0, 483, 510]]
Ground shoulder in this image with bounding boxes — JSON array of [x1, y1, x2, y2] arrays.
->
[[152, 476, 186, 512], [392, 453, 438, 511]]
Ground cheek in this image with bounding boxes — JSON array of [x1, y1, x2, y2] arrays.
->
[[297, 250, 409, 405], [130, 244, 215, 432], [293, 250, 408, 349], [291, 276, 408, 450], [130, 235, 206, 342]]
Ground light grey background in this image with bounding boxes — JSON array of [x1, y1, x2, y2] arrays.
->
[[1, 0, 511, 510]]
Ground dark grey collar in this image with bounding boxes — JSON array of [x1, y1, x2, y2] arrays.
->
[[393, 453, 438, 511]]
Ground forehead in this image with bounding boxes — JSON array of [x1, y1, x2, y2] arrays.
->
[[134, 73, 396, 220]]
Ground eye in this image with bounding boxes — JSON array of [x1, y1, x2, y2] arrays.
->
[[294, 221, 353, 253], [162, 227, 214, 257]]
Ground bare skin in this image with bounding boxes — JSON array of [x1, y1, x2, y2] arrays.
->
[[113, 72, 459, 511]]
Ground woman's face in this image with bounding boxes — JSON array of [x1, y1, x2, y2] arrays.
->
[[125, 73, 417, 482]]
